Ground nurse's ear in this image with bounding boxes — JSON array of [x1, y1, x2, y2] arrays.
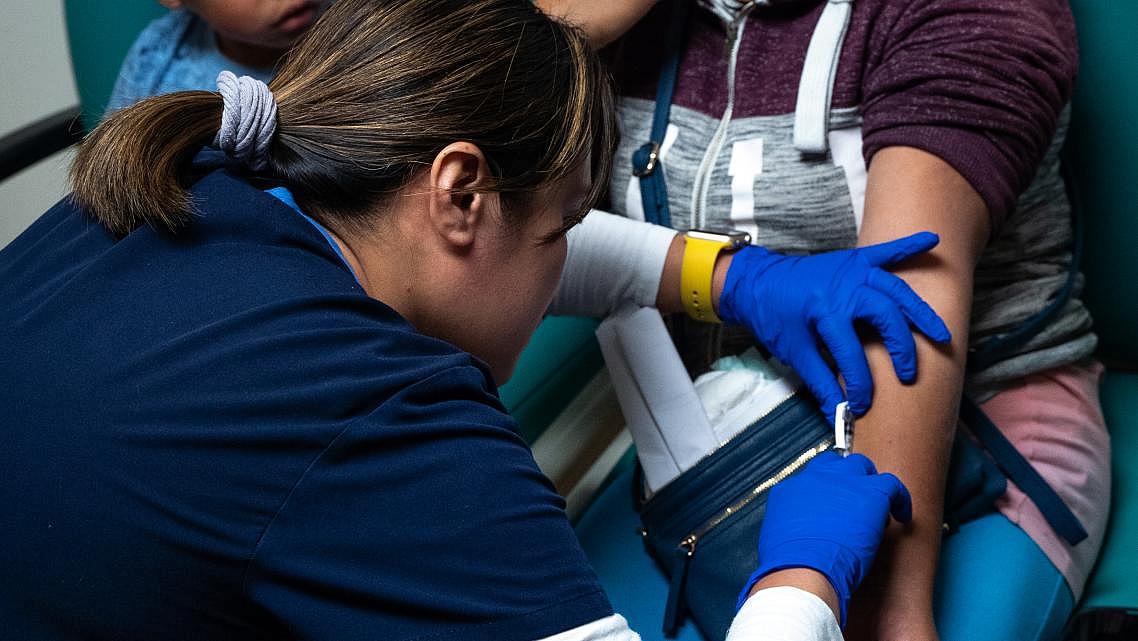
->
[[428, 142, 496, 251]]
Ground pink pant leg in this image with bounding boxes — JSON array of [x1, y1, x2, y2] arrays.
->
[[979, 360, 1111, 599]]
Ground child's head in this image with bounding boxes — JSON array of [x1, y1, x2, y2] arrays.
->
[[160, 1, 330, 64]]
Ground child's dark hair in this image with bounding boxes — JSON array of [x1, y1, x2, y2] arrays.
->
[[71, 0, 616, 237]]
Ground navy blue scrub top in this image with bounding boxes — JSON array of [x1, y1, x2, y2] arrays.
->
[[0, 160, 611, 641]]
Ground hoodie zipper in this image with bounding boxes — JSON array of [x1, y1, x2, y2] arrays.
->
[[690, 7, 755, 229]]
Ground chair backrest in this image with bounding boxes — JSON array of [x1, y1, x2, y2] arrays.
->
[[1066, 1, 1138, 367], [64, 0, 166, 129], [1065, 1, 1138, 621]]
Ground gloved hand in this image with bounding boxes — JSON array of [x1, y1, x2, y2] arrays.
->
[[718, 232, 951, 422], [737, 451, 912, 627]]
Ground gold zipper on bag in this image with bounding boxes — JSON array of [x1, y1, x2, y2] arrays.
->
[[678, 438, 834, 556]]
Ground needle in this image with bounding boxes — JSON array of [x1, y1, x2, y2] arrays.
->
[[834, 401, 854, 457]]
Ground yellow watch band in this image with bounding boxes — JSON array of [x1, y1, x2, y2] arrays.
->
[[680, 235, 728, 323]]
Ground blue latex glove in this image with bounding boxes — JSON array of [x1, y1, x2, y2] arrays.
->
[[718, 232, 952, 422], [736, 451, 912, 627]]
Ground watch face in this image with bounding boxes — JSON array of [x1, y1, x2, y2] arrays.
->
[[687, 228, 752, 249]]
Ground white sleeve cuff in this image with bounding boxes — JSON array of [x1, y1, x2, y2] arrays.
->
[[548, 210, 677, 317], [726, 586, 843, 641], [529, 587, 838, 641], [535, 614, 641, 641]]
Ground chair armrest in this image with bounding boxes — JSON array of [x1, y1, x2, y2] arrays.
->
[[0, 106, 85, 183]]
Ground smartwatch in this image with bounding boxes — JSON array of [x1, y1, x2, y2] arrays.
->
[[681, 228, 751, 323]]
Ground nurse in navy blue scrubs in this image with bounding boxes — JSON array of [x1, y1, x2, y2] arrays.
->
[[0, 1, 921, 640]]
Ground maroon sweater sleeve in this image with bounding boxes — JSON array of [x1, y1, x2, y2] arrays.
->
[[860, 0, 1078, 227]]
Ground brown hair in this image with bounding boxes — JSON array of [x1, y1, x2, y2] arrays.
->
[[71, 0, 616, 238]]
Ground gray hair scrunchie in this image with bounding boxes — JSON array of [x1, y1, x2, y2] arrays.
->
[[214, 71, 278, 171]]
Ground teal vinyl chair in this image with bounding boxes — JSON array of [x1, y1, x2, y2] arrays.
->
[[1061, 2, 1138, 639], [65, 1, 165, 129]]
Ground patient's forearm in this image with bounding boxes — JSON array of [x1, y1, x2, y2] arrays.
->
[[845, 146, 989, 640], [845, 325, 964, 637]]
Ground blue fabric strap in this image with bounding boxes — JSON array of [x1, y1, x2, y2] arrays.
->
[[958, 396, 1088, 546], [967, 155, 1084, 373], [631, 0, 688, 228], [958, 151, 1087, 545]]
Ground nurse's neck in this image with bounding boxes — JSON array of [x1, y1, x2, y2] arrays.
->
[[320, 178, 478, 331], [323, 144, 504, 335], [321, 220, 423, 325], [317, 229, 375, 296]]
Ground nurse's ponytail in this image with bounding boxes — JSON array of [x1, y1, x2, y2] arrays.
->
[[70, 0, 616, 238], [71, 91, 222, 236]]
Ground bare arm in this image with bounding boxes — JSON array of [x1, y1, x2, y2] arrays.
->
[[534, 0, 656, 48], [842, 146, 988, 641]]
